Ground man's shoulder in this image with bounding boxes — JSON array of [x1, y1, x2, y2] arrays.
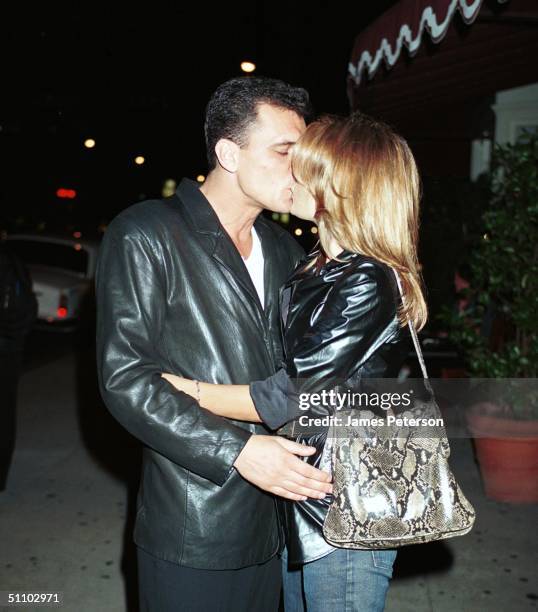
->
[[105, 196, 180, 241]]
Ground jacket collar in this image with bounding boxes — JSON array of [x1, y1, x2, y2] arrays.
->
[[175, 177, 280, 316], [175, 177, 278, 241], [176, 178, 222, 235], [290, 247, 358, 281]]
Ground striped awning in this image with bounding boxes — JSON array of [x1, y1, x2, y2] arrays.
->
[[349, 0, 509, 86]]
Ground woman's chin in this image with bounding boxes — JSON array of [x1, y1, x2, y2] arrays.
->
[[291, 209, 315, 223]]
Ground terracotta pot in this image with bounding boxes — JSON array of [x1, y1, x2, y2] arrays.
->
[[466, 403, 538, 503]]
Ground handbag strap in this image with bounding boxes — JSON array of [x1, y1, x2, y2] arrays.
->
[[392, 269, 430, 382]]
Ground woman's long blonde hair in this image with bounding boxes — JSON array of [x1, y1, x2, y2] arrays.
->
[[291, 112, 427, 330]]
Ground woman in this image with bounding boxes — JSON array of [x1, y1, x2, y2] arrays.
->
[[162, 112, 427, 611]]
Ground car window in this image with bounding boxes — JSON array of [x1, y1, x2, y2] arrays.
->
[[7, 240, 89, 275]]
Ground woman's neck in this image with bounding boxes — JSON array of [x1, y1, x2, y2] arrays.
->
[[325, 235, 345, 260]]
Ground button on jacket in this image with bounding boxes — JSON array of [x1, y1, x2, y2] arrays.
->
[[95, 178, 304, 569]]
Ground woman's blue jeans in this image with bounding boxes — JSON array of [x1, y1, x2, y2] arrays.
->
[[282, 547, 397, 612]]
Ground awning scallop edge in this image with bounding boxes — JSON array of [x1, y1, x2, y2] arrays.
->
[[349, 0, 510, 86]]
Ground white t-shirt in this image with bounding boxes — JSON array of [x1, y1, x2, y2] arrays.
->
[[242, 227, 265, 308]]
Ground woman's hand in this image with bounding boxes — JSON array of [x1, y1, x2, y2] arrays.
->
[[161, 373, 197, 399], [160, 372, 261, 422]]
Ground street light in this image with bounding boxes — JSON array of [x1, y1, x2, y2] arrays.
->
[[240, 61, 256, 73], [135, 156, 145, 165], [84, 138, 96, 149]]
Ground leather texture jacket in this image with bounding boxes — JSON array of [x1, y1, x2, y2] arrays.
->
[[250, 250, 411, 564], [95, 178, 304, 569]]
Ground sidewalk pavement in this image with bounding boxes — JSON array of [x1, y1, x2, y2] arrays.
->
[[1, 351, 537, 612]]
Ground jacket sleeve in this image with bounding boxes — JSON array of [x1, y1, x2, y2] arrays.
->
[[250, 263, 398, 429], [95, 216, 251, 486]]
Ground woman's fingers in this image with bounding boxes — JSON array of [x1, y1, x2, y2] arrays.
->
[[161, 373, 191, 395]]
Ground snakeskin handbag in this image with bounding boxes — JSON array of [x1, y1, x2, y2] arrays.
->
[[322, 270, 476, 549]]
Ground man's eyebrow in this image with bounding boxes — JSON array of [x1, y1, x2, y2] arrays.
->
[[272, 140, 296, 147]]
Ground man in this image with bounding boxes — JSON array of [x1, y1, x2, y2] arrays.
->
[[95, 77, 332, 612]]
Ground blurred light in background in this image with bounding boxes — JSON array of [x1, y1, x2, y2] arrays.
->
[[162, 178, 177, 197], [311, 226, 318, 234], [84, 138, 96, 149], [56, 188, 77, 199], [279, 213, 289, 224], [73, 231, 82, 238], [240, 61, 256, 73], [294, 228, 303, 236], [135, 156, 145, 165], [196, 175, 205, 183]]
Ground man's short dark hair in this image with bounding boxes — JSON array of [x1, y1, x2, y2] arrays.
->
[[204, 76, 312, 170]]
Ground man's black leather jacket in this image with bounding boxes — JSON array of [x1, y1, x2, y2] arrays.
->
[[95, 178, 303, 569]]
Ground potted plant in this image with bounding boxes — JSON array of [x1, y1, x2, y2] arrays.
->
[[440, 134, 538, 503]]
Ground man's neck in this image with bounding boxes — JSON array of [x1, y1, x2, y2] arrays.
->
[[200, 172, 261, 258]]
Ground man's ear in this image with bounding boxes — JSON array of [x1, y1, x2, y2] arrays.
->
[[215, 139, 239, 173]]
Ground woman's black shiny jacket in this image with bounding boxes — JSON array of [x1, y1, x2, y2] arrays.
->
[[250, 249, 411, 564]]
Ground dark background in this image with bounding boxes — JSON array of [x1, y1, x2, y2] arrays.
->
[[0, 2, 398, 236]]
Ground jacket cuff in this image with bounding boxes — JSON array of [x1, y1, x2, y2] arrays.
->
[[222, 430, 253, 484], [249, 368, 302, 430]]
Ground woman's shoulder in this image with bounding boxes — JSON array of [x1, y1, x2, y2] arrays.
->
[[324, 254, 399, 322], [287, 249, 398, 296], [338, 253, 397, 293]]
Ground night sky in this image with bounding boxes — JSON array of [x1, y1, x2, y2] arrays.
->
[[1, 2, 397, 234]]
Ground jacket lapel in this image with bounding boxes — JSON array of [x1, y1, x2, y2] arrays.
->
[[175, 178, 264, 315], [253, 216, 280, 318], [211, 229, 263, 312]]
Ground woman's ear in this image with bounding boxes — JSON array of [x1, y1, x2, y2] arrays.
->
[[215, 138, 239, 173]]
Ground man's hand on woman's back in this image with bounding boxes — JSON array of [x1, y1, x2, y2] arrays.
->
[[233, 435, 333, 501]]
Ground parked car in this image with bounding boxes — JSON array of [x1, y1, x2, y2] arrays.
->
[[5, 234, 99, 330]]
